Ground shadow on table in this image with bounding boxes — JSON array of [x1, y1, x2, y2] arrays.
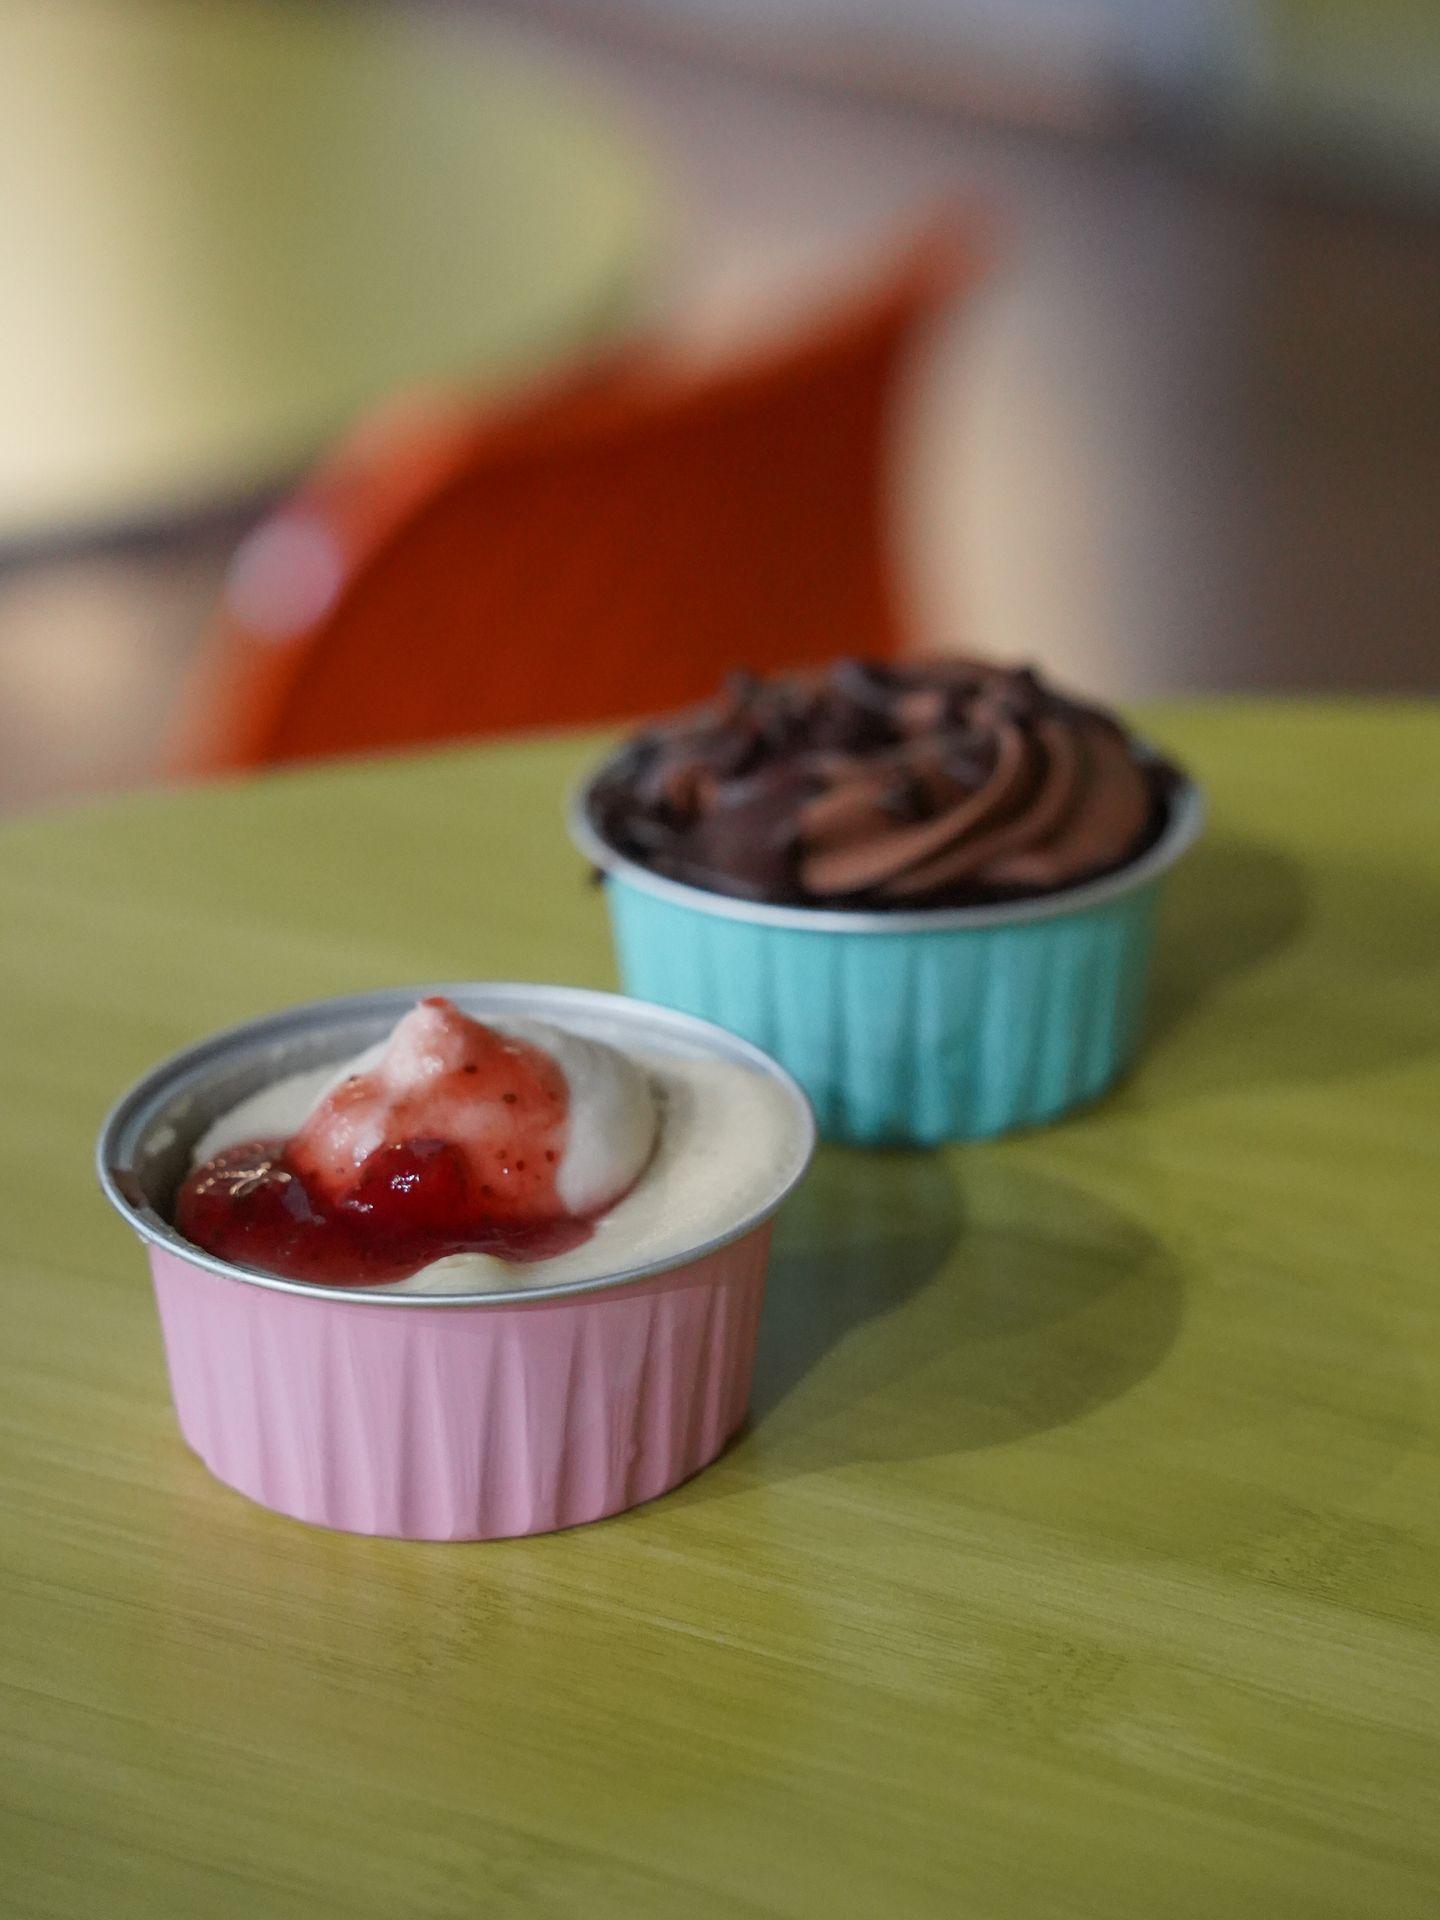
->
[[1138, 831, 1440, 1099], [702, 1147, 1185, 1481], [1148, 832, 1310, 1038]]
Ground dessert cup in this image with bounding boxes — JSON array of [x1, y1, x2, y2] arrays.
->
[[572, 769, 1204, 1145], [97, 984, 814, 1540]]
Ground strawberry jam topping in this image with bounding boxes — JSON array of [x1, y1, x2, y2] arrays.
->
[[175, 999, 594, 1286], [175, 1136, 591, 1284]]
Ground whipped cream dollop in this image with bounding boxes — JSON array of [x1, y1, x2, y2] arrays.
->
[[195, 998, 656, 1220], [185, 1000, 803, 1293]]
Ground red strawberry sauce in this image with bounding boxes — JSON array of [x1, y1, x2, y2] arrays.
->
[[175, 998, 594, 1285]]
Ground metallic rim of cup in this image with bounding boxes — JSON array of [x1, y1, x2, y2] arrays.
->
[[96, 983, 817, 1309], [567, 753, 1205, 932]]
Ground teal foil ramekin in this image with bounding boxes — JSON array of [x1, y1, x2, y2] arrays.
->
[[570, 771, 1204, 1146]]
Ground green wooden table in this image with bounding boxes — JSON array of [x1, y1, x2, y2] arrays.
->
[[1, 705, 1436, 1919]]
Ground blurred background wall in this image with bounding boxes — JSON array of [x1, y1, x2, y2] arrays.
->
[[1, 0, 1436, 807]]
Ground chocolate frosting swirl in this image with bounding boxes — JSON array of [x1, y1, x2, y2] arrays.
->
[[587, 659, 1175, 911]]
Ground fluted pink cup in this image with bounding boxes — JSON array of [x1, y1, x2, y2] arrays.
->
[[97, 985, 814, 1540]]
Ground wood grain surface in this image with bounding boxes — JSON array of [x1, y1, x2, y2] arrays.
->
[[1, 705, 1437, 1919]]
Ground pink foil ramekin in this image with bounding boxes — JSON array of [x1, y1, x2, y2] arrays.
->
[[97, 985, 815, 1540]]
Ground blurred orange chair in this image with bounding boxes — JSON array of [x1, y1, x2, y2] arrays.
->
[[164, 225, 983, 776]]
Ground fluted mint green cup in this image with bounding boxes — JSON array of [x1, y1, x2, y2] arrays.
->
[[570, 769, 1203, 1146]]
